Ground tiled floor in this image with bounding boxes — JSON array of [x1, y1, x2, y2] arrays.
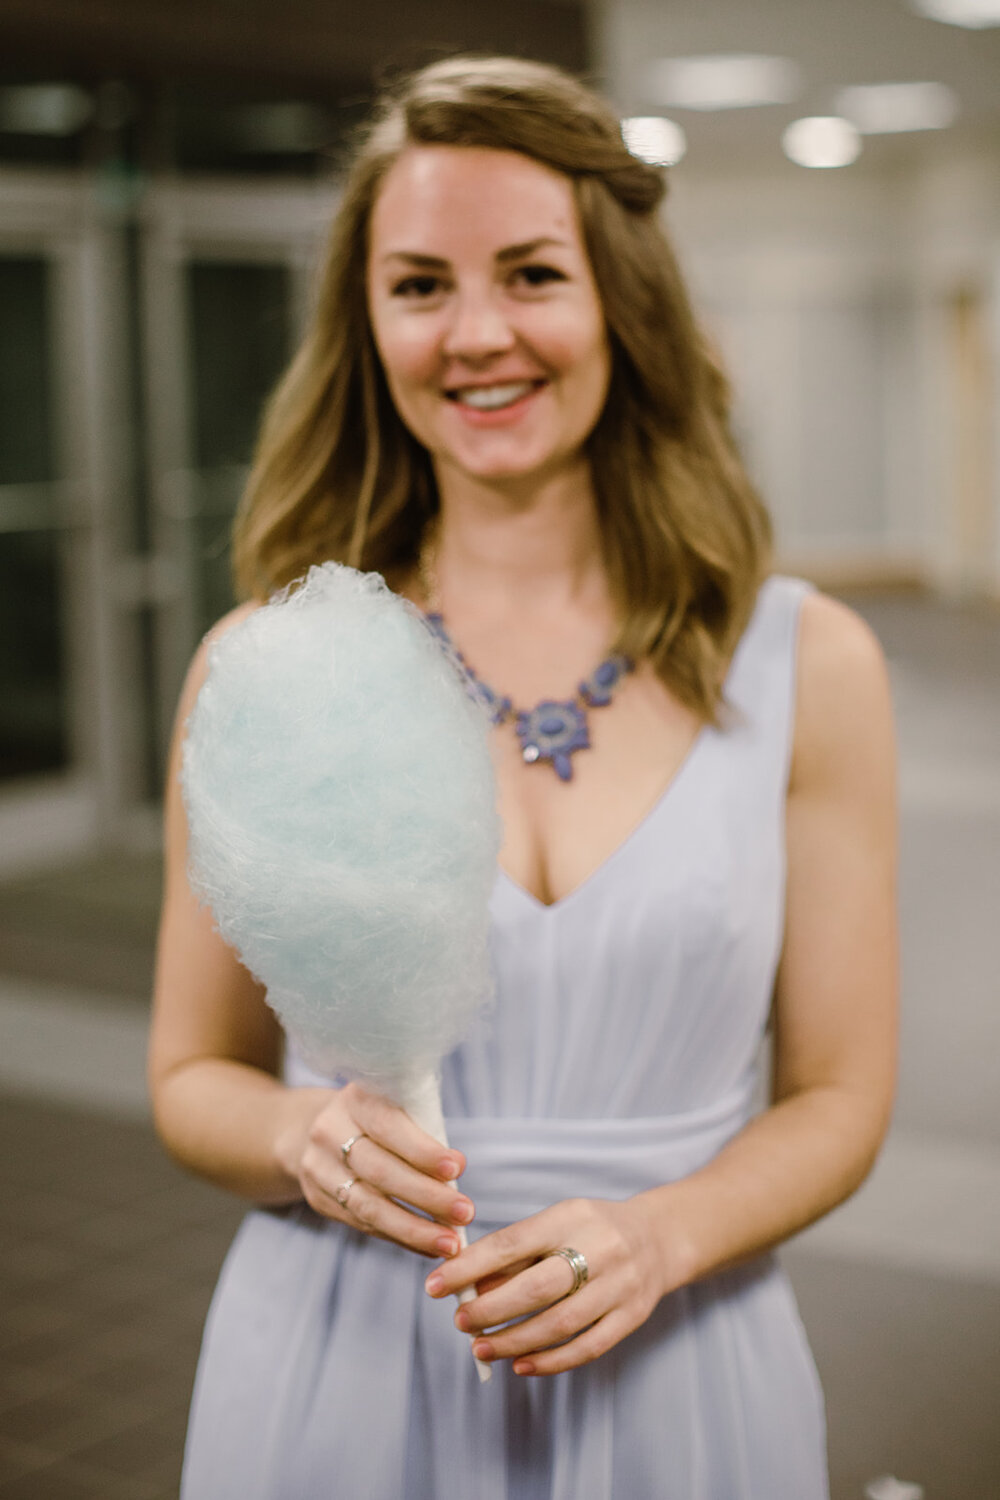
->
[[0, 1096, 241, 1500]]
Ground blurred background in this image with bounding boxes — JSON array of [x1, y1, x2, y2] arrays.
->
[[0, 2, 997, 1497]]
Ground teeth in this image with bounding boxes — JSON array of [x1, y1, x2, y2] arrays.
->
[[455, 381, 536, 411]]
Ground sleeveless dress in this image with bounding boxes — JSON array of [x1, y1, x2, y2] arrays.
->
[[181, 574, 829, 1500]]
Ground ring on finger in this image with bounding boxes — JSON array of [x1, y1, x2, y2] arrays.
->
[[549, 1246, 589, 1297], [335, 1176, 358, 1211], [340, 1132, 366, 1165]]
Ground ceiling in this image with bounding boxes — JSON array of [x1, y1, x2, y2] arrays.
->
[[598, 0, 1000, 172], [0, 0, 588, 90], [0, 0, 996, 177], [0, 0, 589, 172]]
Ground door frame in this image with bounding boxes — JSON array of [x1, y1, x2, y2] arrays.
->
[[0, 168, 135, 875], [138, 174, 336, 782]]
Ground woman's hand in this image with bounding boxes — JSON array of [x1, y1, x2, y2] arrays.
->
[[424, 1194, 676, 1375], [279, 1081, 476, 1259]]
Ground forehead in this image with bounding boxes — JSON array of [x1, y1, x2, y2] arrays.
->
[[368, 145, 583, 259]]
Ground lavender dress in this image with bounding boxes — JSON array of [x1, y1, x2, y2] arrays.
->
[[181, 575, 829, 1499]]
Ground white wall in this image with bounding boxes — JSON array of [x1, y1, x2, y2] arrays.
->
[[646, 155, 1000, 596]]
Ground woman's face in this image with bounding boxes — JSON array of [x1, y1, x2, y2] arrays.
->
[[366, 145, 611, 490]]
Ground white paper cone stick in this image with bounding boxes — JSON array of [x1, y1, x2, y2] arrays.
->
[[397, 1069, 492, 1384]]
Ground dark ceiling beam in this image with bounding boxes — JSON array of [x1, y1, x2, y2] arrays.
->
[[0, 0, 590, 87]]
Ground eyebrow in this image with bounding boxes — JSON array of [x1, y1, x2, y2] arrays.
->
[[379, 237, 570, 268]]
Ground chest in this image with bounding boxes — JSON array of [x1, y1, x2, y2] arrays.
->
[[492, 665, 704, 907]]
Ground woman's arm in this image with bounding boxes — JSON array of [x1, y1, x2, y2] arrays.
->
[[147, 610, 473, 1253], [428, 591, 898, 1373]]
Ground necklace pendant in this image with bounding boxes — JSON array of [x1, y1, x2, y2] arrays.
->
[[579, 653, 632, 707], [516, 700, 590, 782], [421, 605, 633, 783]]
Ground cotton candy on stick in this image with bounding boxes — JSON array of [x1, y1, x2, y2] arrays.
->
[[181, 562, 501, 1381]]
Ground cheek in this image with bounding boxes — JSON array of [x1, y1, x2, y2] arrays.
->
[[566, 330, 612, 416], [376, 334, 428, 389], [543, 312, 609, 386], [369, 303, 439, 392]]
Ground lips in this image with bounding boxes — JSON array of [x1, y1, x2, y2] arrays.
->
[[446, 380, 544, 411]]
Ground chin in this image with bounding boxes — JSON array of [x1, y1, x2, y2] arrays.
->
[[444, 441, 580, 486]]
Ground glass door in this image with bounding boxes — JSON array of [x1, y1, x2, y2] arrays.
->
[[184, 258, 293, 634], [0, 171, 137, 873], [0, 255, 67, 781], [140, 179, 329, 774]]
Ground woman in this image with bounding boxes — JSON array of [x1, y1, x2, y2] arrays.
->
[[150, 55, 897, 1499]]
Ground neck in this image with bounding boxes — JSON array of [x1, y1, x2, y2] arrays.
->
[[430, 460, 611, 624]]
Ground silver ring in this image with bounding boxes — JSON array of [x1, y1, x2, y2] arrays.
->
[[340, 1132, 365, 1165], [335, 1176, 357, 1210], [550, 1246, 589, 1296]]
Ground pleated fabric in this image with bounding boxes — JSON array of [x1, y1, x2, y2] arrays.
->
[[181, 574, 829, 1499]]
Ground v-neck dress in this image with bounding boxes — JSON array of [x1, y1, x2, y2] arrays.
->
[[180, 574, 829, 1500]]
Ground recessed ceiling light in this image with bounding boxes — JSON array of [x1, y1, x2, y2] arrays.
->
[[0, 84, 92, 136], [782, 116, 862, 169], [836, 82, 959, 133], [646, 55, 802, 112], [621, 116, 687, 166], [910, 0, 1000, 25]]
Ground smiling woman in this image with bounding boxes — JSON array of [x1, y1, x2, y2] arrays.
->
[[366, 146, 611, 489], [149, 53, 897, 1500]]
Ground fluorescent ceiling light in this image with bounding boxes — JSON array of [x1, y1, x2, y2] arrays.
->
[[836, 82, 959, 134], [909, 0, 1000, 26], [646, 55, 802, 112], [621, 116, 687, 166], [0, 84, 92, 136], [782, 116, 862, 169]]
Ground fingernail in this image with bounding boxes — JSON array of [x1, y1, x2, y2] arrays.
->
[[451, 1199, 473, 1224], [435, 1234, 458, 1256], [454, 1309, 470, 1332], [439, 1157, 460, 1180], [513, 1360, 535, 1376], [425, 1272, 444, 1295], [472, 1340, 494, 1361]]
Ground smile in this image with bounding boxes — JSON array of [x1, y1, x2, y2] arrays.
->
[[447, 381, 543, 412]]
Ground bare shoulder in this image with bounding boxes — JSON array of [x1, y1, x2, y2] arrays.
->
[[790, 591, 896, 794]]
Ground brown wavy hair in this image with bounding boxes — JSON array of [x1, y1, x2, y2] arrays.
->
[[232, 55, 772, 720]]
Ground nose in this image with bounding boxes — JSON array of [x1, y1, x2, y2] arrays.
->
[[442, 285, 515, 362]]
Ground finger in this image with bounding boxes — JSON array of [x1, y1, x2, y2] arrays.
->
[[511, 1311, 629, 1377], [348, 1135, 475, 1228], [307, 1174, 463, 1259], [426, 1217, 547, 1298], [475, 1270, 521, 1297], [455, 1256, 572, 1334], [342, 1084, 465, 1181], [466, 1282, 606, 1364]]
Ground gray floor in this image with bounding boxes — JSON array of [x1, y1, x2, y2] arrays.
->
[[0, 590, 998, 1499]]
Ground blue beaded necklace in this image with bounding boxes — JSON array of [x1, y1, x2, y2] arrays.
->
[[419, 540, 633, 782]]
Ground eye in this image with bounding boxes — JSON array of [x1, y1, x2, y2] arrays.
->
[[511, 263, 567, 289], [390, 274, 446, 299]]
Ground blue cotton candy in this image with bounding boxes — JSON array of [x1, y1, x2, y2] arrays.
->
[[181, 562, 501, 1090]]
